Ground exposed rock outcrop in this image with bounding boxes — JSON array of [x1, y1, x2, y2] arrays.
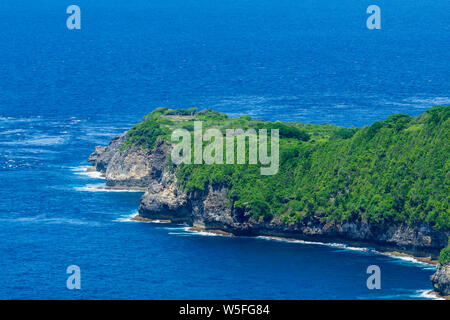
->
[[88, 134, 172, 188], [88, 133, 127, 173], [431, 263, 450, 297], [138, 171, 191, 222], [105, 139, 172, 188]]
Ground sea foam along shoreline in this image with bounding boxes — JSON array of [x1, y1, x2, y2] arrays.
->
[[132, 214, 437, 268], [70, 165, 105, 179], [129, 214, 443, 300], [71, 166, 146, 192]]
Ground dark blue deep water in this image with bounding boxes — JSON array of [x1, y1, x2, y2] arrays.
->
[[0, 0, 448, 299]]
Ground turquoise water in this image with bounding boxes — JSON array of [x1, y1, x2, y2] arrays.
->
[[0, 0, 448, 299]]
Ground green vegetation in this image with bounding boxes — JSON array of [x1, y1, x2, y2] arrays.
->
[[439, 246, 450, 265], [123, 106, 450, 230], [121, 112, 170, 151]]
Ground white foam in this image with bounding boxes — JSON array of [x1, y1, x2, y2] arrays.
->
[[70, 166, 105, 179], [74, 184, 144, 192], [256, 236, 437, 269], [145, 220, 171, 224], [159, 226, 232, 237], [379, 252, 436, 270], [114, 212, 139, 222], [257, 236, 372, 253], [183, 227, 232, 237], [115, 215, 184, 224], [414, 290, 444, 300]]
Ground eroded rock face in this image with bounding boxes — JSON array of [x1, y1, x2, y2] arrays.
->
[[88, 133, 127, 173], [105, 139, 172, 188], [190, 185, 237, 231], [138, 171, 191, 222], [88, 146, 107, 166], [89, 135, 172, 188], [431, 264, 450, 297]]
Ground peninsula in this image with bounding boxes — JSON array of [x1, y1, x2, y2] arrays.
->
[[88, 105, 450, 297]]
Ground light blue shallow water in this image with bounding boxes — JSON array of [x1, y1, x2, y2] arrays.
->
[[0, 0, 448, 299]]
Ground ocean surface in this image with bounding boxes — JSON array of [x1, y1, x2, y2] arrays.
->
[[0, 0, 448, 299]]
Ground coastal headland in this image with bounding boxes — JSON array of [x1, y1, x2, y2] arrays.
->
[[88, 106, 450, 298]]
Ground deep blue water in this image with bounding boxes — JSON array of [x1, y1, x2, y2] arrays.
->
[[0, 0, 448, 299]]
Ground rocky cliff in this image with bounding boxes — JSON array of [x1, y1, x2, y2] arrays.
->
[[88, 132, 126, 173], [431, 263, 450, 297], [89, 134, 172, 188]]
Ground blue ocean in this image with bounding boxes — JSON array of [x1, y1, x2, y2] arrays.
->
[[0, 0, 448, 299]]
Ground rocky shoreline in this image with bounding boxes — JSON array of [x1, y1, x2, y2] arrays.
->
[[431, 264, 450, 299], [88, 131, 450, 299]]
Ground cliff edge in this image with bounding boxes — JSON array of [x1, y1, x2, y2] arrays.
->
[[431, 263, 450, 298]]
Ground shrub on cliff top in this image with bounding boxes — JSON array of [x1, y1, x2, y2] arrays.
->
[[121, 113, 168, 150], [439, 241, 450, 265]]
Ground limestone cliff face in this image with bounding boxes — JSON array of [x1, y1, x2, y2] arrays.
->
[[88, 134, 171, 188], [90, 135, 449, 254], [88, 133, 127, 173], [431, 263, 450, 297], [105, 139, 172, 188], [138, 171, 190, 222]]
